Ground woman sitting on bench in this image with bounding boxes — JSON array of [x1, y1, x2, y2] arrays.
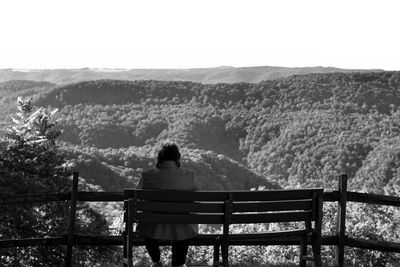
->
[[137, 142, 199, 267]]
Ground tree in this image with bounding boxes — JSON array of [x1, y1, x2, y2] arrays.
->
[[0, 98, 111, 266], [0, 97, 69, 194]]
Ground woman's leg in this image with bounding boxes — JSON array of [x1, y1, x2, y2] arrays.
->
[[171, 239, 189, 267], [145, 238, 161, 263]]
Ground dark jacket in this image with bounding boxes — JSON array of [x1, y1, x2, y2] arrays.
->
[[137, 160, 199, 240]]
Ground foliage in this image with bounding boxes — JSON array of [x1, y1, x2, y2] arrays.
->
[[0, 97, 68, 193], [0, 98, 112, 266]]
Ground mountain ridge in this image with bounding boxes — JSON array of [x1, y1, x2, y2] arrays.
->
[[0, 66, 383, 85]]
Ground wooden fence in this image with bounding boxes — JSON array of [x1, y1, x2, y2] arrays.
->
[[1, 172, 400, 266]]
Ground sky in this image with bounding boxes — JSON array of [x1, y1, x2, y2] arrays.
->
[[0, 0, 399, 70]]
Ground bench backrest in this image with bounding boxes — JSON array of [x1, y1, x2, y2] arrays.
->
[[124, 188, 323, 226]]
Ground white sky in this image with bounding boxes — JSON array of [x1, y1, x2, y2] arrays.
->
[[0, 0, 399, 70]]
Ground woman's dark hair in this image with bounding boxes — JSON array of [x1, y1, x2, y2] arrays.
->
[[156, 142, 181, 168]]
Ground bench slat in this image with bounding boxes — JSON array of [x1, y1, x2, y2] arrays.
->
[[136, 201, 224, 213], [233, 199, 313, 212], [228, 229, 310, 239], [232, 211, 313, 223], [137, 212, 224, 224], [125, 189, 322, 202], [134, 190, 229, 201], [135, 199, 313, 213], [231, 190, 320, 201]]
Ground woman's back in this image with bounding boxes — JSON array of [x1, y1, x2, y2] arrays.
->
[[139, 161, 197, 191], [136, 142, 198, 267]]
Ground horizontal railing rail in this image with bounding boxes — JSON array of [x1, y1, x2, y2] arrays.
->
[[0, 192, 125, 204], [0, 192, 71, 204], [347, 191, 400, 207], [1, 173, 400, 266], [1, 191, 340, 204]]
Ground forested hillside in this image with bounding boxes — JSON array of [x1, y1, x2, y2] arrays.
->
[[1, 72, 400, 193], [2, 71, 400, 265], [13, 72, 396, 193]]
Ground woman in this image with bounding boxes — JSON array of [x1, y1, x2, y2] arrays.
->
[[137, 142, 199, 267]]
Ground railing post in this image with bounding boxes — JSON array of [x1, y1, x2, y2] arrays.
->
[[66, 172, 79, 267], [127, 195, 135, 267], [336, 174, 348, 267], [221, 192, 233, 267]]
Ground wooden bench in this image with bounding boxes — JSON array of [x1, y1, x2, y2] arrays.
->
[[123, 188, 323, 267]]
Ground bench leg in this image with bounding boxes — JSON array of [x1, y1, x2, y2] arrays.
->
[[312, 240, 322, 267], [127, 246, 133, 267], [221, 242, 228, 267], [300, 238, 307, 267], [122, 231, 127, 267], [213, 241, 220, 267], [127, 233, 133, 267]]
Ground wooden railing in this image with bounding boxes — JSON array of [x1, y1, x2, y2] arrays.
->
[[1, 172, 400, 267]]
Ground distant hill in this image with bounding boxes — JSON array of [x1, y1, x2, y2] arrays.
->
[[0, 66, 381, 84], [0, 80, 55, 93]]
